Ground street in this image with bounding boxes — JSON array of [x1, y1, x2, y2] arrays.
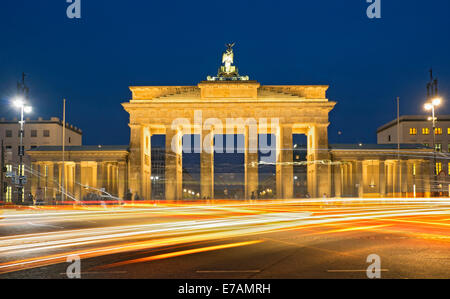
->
[[0, 198, 449, 279]]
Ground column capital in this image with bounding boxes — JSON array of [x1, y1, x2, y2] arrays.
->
[[129, 123, 143, 129]]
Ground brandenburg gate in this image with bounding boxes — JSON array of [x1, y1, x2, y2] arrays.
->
[[123, 44, 336, 201]]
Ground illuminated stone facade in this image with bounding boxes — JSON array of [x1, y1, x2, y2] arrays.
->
[[123, 81, 335, 200], [123, 81, 433, 200], [27, 146, 128, 203], [24, 80, 435, 202], [24, 43, 434, 201]]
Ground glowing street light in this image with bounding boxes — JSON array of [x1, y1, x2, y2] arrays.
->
[[424, 97, 442, 145], [13, 97, 25, 108], [12, 96, 32, 205], [424, 96, 443, 182], [24, 106, 32, 114], [432, 97, 442, 106]]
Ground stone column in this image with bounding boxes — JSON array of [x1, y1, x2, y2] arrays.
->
[[113, 163, 117, 196], [422, 160, 432, 197], [42, 164, 48, 202], [74, 162, 81, 201], [276, 125, 293, 199], [379, 161, 386, 197], [386, 162, 393, 197], [348, 163, 353, 196], [30, 162, 39, 196], [118, 161, 127, 200], [334, 163, 342, 198], [354, 160, 363, 198], [105, 163, 111, 195], [400, 160, 408, 196], [102, 162, 108, 192], [105, 163, 110, 193], [341, 163, 347, 196], [392, 161, 399, 197], [165, 126, 183, 200], [97, 162, 105, 191], [93, 162, 99, 191], [245, 125, 258, 199], [128, 125, 143, 199], [46, 163, 55, 202], [201, 129, 214, 199], [142, 128, 152, 200], [53, 163, 60, 200], [406, 161, 414, 196], [67, 163, 75, 197], [307, 124, 331, 198], [415, 161, 422, 197]]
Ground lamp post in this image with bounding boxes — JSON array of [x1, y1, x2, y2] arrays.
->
[[13, 97, 32, 205], [424, 97, 442, 195], [397, 97, 400, 197]]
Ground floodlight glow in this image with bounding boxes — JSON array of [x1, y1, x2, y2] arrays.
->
[[432, 97, 442, 106], [24, 106, 32, 113], [13, 97, 25, 108], [424, 103, 433, 110]]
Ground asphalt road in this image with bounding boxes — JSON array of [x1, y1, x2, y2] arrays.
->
[[0, 198, 449, 279]]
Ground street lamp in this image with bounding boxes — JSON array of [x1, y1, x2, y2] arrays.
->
[[12, 96, 32, 205], [424, 97, 441, 149], [424, 97, 442, 191]]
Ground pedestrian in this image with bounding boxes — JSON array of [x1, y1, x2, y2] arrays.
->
[[25, 193, 34, 206], [125, 189, 132, 202], [35, 188, 44, 206], [134, 193, 140, 202]]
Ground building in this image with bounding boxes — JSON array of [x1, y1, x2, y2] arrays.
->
[[377, 115, 450, 193], [0, 117, 82, 203], [27, 145, 128, 204], [329, 144, 432, 198], [23, 45, 435, 203]]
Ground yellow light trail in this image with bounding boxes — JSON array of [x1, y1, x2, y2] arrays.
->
[[97, 240, 264, 269], [1, 197, 450, 276]]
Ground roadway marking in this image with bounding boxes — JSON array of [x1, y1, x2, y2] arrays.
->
[[327, 269, 389, 273], [59, 271, 128, 275], [196, 270, 261, 273]]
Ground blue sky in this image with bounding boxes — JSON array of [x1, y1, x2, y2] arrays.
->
[[0, 0, 449, 146]]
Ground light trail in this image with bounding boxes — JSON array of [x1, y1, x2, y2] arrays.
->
[[0, 197, 449, 276], [96, 240, 264, 269]]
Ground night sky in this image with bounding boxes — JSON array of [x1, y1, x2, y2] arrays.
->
[[0, 0, 449, 146]]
